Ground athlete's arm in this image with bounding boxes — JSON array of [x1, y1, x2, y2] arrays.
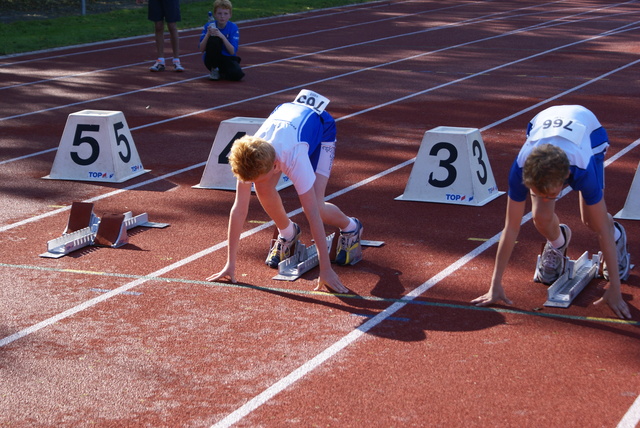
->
[[206, 180, 251, 283], [472, 196, 525, 306], [297, 187, 348, 294]]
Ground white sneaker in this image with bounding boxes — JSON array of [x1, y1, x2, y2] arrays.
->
[[173, 62, 184, 72], [534, 224, 571, 284], [209, 68, 220, 80], [149, 60, 165, 72], [604, 221, 630, 281]]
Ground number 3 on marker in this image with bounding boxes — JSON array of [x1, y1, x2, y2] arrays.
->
[[428, 140, 488, 188], [428, 142, 457, 188]]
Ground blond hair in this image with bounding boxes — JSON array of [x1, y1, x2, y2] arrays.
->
[[523, 144, 570, 194], [214, 0, 232, 12], [228, 135, 276, 182]]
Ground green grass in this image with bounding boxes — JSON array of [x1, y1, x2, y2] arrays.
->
[[0, 0, 376, 56]]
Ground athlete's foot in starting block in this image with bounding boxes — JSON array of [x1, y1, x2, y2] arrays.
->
[[266, 224, 302, 268], [534, 224, 572, 284], [334, 218, 364, 266]]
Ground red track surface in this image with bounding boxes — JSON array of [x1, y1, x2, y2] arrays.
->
[[1, 1, 640, 426]]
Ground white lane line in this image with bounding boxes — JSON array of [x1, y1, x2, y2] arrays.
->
[[0, 1, 472, 88], [209, 231, 506, 427], [618, 394, 640, 428], [0, 0, 621, 122], [0, 159, 404, 348], [1, 16, 638, 233]]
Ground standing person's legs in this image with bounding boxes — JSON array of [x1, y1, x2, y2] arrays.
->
[[167, 22, 179, 59], [166, 21, 183, 70], [148, 20, 167, 71], [162, 0, 182, 70], [154, 20, 165, 59], [147, 0, 166, 71]]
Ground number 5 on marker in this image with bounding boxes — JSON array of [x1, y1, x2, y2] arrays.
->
[[44, 110, 148, 183]]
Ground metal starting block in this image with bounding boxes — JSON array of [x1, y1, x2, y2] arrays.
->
[[40, 203, 169, 258], [544, 251, 602, 308], [271, 232, 385, 281], [272, 234, 334, 281]]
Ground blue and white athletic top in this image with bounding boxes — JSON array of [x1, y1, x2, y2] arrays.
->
[[255, 101, 336, 195], [508, 105, 609, 205]]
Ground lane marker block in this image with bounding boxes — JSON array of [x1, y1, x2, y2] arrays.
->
[[40, 205, 169, 258], [44, 110, 149, 183], [396, 126, 504, 206], [615, 160, 640, 220], [193, 117, 292, 191], [543, 251, 601, 308]]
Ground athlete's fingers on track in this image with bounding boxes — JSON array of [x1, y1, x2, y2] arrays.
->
[[206, 272, 236, 283], [315, 280, 349, 294], [471, 293, 512, 307], [594, 297, 632, 320]]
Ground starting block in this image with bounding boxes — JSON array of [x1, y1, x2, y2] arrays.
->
[[543, 251, 602, 308], [272, 234, 334, 281], [271, 230, 384, 281], [40, 203, 169, 258]]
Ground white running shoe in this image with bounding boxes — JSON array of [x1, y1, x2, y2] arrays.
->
[[534, 224, 571, 284], [603, 221, 630, 281], [209, 67, 220, 80], [149, 60, 165, 72]]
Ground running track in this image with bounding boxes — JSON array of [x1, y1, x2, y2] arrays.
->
[[1, 1, 639, 426]]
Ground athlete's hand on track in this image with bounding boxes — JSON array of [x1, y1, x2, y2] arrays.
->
[[595, 288, 632, 319], [471, 287, 513, 307], [206, 265, 236, 283], [315, 268, 349, 294]]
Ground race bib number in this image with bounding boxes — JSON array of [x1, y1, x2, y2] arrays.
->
[[293, 89, 330, 115], [530, 116, 586, 146]]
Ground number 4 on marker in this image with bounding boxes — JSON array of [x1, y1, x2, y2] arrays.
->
[[218, 131, 246, 164]]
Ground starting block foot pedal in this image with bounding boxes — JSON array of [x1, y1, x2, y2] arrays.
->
[[65, 202, 99, 233], [544, 251, 601, 308], [93, 213, 128, 247]]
